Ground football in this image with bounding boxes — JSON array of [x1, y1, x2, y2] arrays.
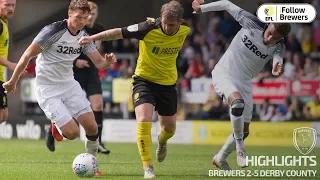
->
[[72, 153, 99, 177]]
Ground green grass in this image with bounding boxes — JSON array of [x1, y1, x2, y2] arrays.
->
[[0, 140, 319, 180]]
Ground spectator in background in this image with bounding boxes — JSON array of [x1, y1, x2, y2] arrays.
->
[[304, 56, 318, 78], [120, 39, 136, 53], [208, 42, 223, 61], [285, 33, 302, 52], [277, 97, 291, 117], [198, 35, 210, 63], [271, 107, 285, 122], [119, 59, 133, 78], [303, 95, 320, 120], [207, 22, 224, 45], [181, 39, 195, 62], [219, 11, 240, 41], [271, 97, 303, 121], [185, 52, 205, 79], [201, 84, 220, 119], [297, 24, 314, 54], [259, 98, 275, 121], [293, 52, 304, 79], [313, 19, 320, 50], [286, 98, 303, 120], [206, 58, 216, 77], [206, 11, 220, 35], [107, 62, 120, 79], [283, 50, 296, 79]]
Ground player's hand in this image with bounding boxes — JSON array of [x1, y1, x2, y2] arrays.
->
[[79, 36, 94, 46], [272, 62, 283, 76], [75, 59, 90, 68], [3, 80, 16, 93], [8, 62, 16, 71], [104, 53, 117, 69], [192, 0, 204, 14], [8, 62, 27, 74]]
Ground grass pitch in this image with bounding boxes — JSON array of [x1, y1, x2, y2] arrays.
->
[[0, 140, 319, 180]]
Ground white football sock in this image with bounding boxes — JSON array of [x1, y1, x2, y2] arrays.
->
[[216, 133, 235, 160], [230, 113, 244, 149], [85, 138, 98, 157], [217, 132, 249, 161]]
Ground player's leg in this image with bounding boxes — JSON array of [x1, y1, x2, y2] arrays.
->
[[41, 99, 80, 140], [213, 122, 250, 168], [1, 108, 8, 122], [86, 75, 110, 154], [211, 77, 246, 168], [227, 92, 245, 149], [155, 85, 177, 162], [0, 83, 8, 123], [75, 110, 98, 156], [0, 108, 8, 123], [66, 82, 102, 176], [157, 115, 176, 162], [132, 76, 156, 179], [88, 94, 110, 154], [45, 119, 56, 152], [213, 81, 253, 168]]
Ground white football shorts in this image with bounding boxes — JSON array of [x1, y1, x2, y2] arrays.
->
[[211, 70, 253, 122], [36, 80, 92, 128]]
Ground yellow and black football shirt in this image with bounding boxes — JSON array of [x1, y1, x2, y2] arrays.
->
[[0, 18, 9, 82], [121, 18, 190, 85]]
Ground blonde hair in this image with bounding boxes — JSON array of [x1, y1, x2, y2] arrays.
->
[[160, 0, 184, 21]]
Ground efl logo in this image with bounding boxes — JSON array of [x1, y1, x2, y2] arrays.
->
[[257, 4, 317, 23]]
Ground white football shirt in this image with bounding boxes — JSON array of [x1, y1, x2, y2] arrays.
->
[[201, 0, 286, 81], [33, 20, 96, 85]]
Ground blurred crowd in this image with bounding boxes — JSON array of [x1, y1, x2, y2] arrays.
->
[[24, 0, 320, 121]]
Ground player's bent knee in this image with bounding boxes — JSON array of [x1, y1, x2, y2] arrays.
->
[[91, 101, 103, 112], [230, 99, 245, 116], [163, 126, 176, 133], [162, 123, 176, 133], [136, 114, 153, 122], [64, 130, 80, 140], [61, 120, 80, 140], [85, 123, 98, 136]]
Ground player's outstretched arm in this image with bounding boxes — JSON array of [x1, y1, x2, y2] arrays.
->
[[79, 19, 154, 46], [0, 56, 17, 72], [87, 50, 117, 70], [79, 28, 123, 45], [193, 0, 263, 28], [193, 0, 241, 17], [3, 43, 42, 93]]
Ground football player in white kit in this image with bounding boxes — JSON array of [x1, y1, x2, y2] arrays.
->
[[3, 0, 116, 175], [192, 0, 290, 169]]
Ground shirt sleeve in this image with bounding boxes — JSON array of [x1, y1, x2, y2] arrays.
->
[[121, 19, 157, 40], [82, 32, 97, 55], [33, 24, 66, 50], [273, 41, 286, 66], [200, 0, 264, 30]]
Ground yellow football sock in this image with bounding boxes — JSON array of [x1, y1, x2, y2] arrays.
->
[[136, 122, 152, 168], [159, 128, 175, 144]]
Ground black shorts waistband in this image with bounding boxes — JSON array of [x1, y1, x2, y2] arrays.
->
[[132, 75, 176, 88]]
